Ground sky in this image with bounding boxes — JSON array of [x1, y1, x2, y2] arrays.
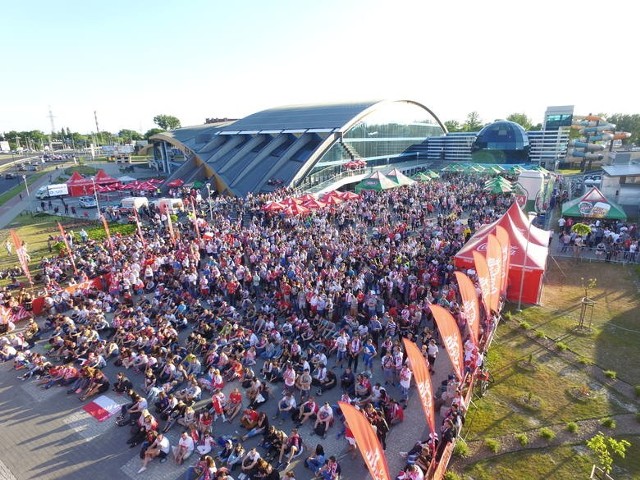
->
[[1, 0, 639, 135]]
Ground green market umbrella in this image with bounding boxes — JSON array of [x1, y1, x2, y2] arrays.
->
[[386, 168, 415, 186], [561, 187, 627, 220], [484, 181, 513, 194], [354, 171, 399, 193], [413, 172, 432, 181]]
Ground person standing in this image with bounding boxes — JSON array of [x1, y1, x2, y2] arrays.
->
[[427, 339, 439, 374], [347, 333, 362, 373]]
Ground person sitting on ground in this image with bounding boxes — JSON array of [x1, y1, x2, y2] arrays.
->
[[79, 370, 110, 401], [273, 391, 296, 423], [173, 430, 195, 465], [137, 432, 171, 473], [113, 371, 133, 395], [183, 454, 216, 480], [241, 410, 269, 441], [277, 427, 302, 468], [196, 431, 216, 456], [316, 455, 340, 480], [225, 442, 245, 470], [304, 443, 326, 474], [314, 402, 334, 438], [293, 396, 318, 426], [240, 447, 261, 477]]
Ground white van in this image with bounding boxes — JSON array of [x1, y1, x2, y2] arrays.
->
[[151, 197, 184, 214], [120, 196, 149, 211]]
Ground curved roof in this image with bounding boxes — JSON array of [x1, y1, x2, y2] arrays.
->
[[219, 101, 379, 132], [155, 100, 444, 196]]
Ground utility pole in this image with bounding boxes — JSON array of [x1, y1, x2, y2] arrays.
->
[[94, 110, 102, 145], [47, 106, 56, 149]]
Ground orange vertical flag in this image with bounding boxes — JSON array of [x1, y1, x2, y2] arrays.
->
[[430, 304, 465, 380], [472, 250, 492, 318], [57, 222, 78, 274], [10, 229, 33, 285], [454, 271, 480, 345], [496, 225, 510, 294], [338, 402, 391, 480], [402, 338, 435, 434], [486, 234, 503, 313], [100, 215, 114, 256]]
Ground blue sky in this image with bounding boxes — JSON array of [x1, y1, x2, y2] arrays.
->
[[1, 0, 638, 134]]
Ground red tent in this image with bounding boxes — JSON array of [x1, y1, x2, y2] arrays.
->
[[262, 201, 285, 212], [503, 203, 549, 246], [66, 172, 94, 197], [284, 203, 310, 216], [339, 191, 361, 201], [303, 198, 326, 210], [454, 210, 549, 305], [94, 169, 119, 185]]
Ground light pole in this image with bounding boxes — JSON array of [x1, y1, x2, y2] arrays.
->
[[517, 211, 537, 311], [205, 183, 213, 221], [92, 177, 101, 217], [22, 175, 29, 196]]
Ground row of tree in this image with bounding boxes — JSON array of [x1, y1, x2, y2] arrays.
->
[[445, 112, 640, 146], [0, 114, 182, 150]]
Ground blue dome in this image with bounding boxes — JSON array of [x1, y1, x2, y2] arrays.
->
[[474, 120, 529, 151]]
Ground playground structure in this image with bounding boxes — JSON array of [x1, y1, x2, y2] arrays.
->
[[570, 114, 631, 171]]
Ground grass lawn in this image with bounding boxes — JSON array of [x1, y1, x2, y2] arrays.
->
[[0, 172, 47, 206], [63, 165, 98, 176], [0, 213, 98, 287], [457, 258, 640, 479]]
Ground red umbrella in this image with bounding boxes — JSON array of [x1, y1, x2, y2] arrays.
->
[[262, 201, 285, 212], [137, 181, 157, 191], [322, 195, 344, 206], [148, 178, 164, 184], [339, 191, 361, 201], [303, 198, 326, 210], [167, 179, 185, 188], [297, 194, 316, 203], [280, 197, 302, 206], [284, 203, 310, 216]]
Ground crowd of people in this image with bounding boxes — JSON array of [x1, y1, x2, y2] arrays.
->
[[2, 173, 520, 479]]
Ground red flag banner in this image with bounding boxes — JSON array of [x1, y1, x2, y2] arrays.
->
[[496, 225, 510, 295], [9, 229, 33, 285], [100, 215, 114, 256], [430, 304, 465, 380], [190, 201, 201, 240], [472, 250, 491, 317], [454, 271, 480, 345], [338, 402, 391, 480], [486, 234, 503, 313], [402, 338, 435, 434], [132, 208, 146, 247], [56, 222, 78, 274]]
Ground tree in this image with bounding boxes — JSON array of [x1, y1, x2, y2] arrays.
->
[[463, 112, 483, 132], [608, 113, 640, 146], [586, 432, 631, 474], [444, 120, 462, 133], [144, 128, 164, 140], [153, 114, 181, 131], [506, 113, 533, 131], [118, 129, 143, 143]]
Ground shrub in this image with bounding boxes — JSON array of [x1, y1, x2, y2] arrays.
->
[[535, 330, 547, 339], [453, 439, 470, 458], [86, 223, 136, 241], [516, 433, 529, 446], [520, 321, 532, 330], [556, 341, 569, 351], [635, 385, 640, 397], [578, 356, 594, 366], [540, 427, 556, 441], [503, 311, 513, 321], [604, 370, 617, 380], [567, 422, 579, 434], [485, 438, 500, 453], [444, 472, 462, 480], [601, 418, 616, 429]]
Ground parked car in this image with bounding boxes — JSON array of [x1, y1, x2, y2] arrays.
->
[[79, 196, 97, 208], [584, 175, 602, 187], [4, 172, 16, 179]]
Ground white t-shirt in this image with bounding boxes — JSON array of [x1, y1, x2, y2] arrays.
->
[[178, 435, 195, 453]]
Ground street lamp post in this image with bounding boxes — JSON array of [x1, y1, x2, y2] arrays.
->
[[205, 183, 213, 221], [516, 211, 537, 311], [92, 177, 101, 217], [22, 175, 29, 196]]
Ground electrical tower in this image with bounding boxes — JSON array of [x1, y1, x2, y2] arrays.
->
[[47, 106, 56, 149]]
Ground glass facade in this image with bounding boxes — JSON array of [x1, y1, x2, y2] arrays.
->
[[544, 113, 573, 131], [298, 101, 444, 189], [471, 121, 530, 164]]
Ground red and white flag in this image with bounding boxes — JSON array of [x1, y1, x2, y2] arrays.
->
[[402, 338, 435, 434], [10, 229, 33, 285], [339, 402, 391, 480], [496, 225, 510, 295], [430, 304, 465, 380], [100, 215, 114, 256], [486, 234, 503, 313], [473, 250, 491, 318], [57, 222, 78, 274], [83, 395, 123, 422], [454, 271, 480, 345]]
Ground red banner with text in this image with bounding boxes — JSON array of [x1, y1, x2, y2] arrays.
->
[[454, 271, 480, 345], [339, 402, 391, 480], [496, 225, 510, 295], [430, 304, 465, 380], [402, 338, 436, 434], [486, 234, 503, 313]]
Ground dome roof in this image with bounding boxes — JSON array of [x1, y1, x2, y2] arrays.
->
[[473, 120, 529, 151]]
